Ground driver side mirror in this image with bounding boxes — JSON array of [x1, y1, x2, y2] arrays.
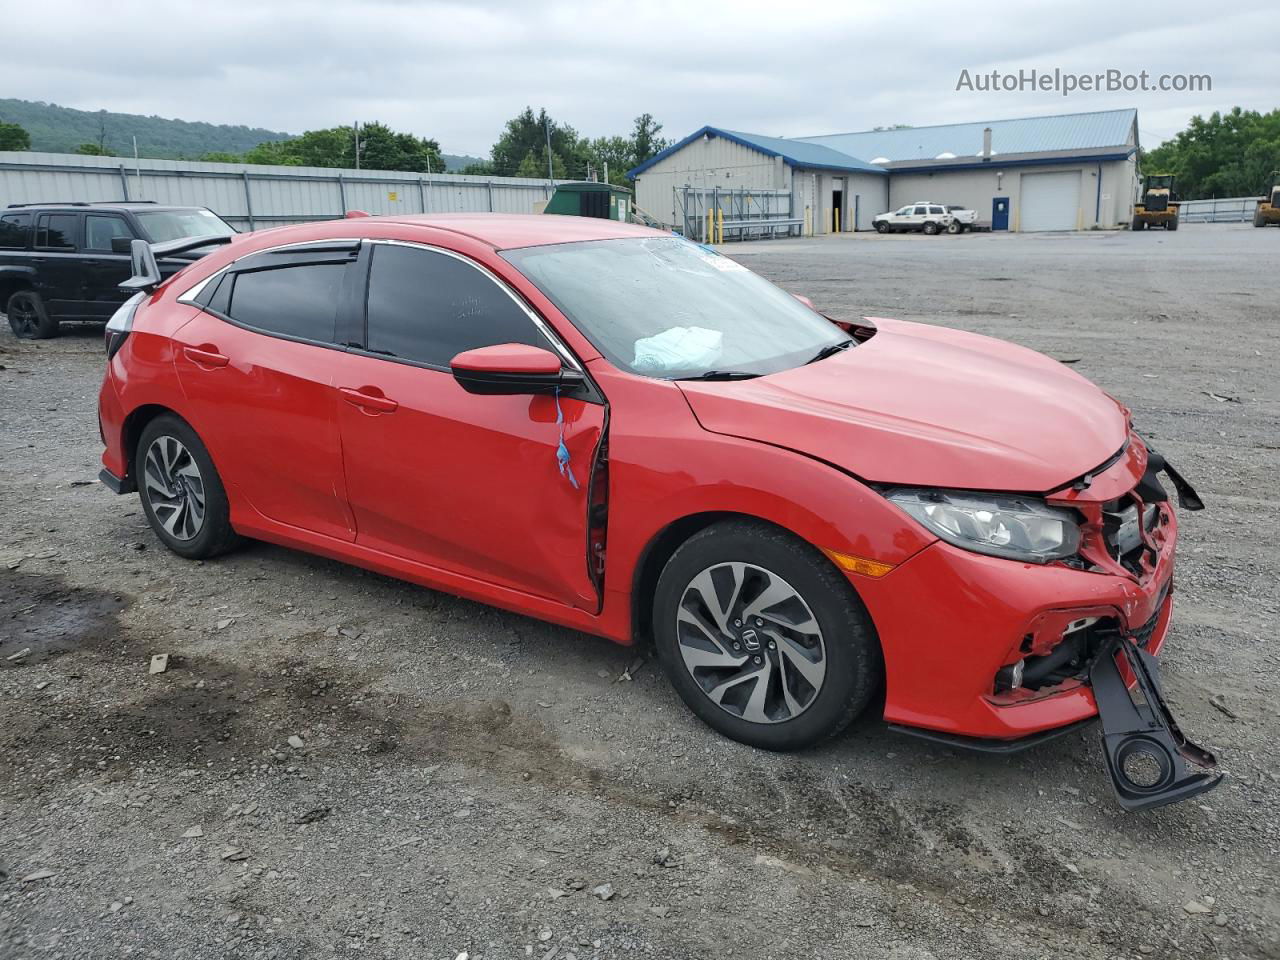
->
[[450, 343, 582, 396]]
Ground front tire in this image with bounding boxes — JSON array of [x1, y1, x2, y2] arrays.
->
[[6, 290, 59, 339], [652, 520, 881, 751], [946, 220, 962, 234], [874, 221, 889, 234], [137, 414, 241, 560]]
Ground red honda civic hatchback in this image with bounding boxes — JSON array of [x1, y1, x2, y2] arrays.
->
[[98, 214, 1220, 810]]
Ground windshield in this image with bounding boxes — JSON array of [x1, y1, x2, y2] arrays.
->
[[502, 237, 847, 379], [134, 209, 237, 243]]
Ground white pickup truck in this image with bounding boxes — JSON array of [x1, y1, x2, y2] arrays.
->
[[944, 205, 979, 233]]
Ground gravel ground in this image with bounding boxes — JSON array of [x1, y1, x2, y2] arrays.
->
[[1, 222, 1277, 960]]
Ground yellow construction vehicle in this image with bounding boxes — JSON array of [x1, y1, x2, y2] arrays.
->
[[1253, 172, 1280, 227], [1132, 174, 1180, 231]]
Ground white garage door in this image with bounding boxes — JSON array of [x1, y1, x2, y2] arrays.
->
[[1020, 171, 1081, 231]]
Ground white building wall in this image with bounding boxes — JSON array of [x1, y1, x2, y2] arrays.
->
[[787, 169, 887, 235], [887, 158, 1135, 230], [632, 136, 785, 228]]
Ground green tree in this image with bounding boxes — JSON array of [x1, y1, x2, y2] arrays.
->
[[74, 142, 116, 156], [354, 122, 443, 173], [491, 107, 586, 179], [0, 121, 30, 150], [244, 139, 304, 165], [1144, 107, 1280, 199], [585, 135, 634, 185], [516, 148, 567, 179], [243, 123, 442, 173], [630, 113, 669, 167], [198, 151, 242, 163]]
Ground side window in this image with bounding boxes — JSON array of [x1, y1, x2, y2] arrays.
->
[[204, 272, 233, 316], [84, 215, 135, 252], [929, 206, 945, 215], [35, 213, 79, 250], [0, 213, 31, 249], [912, 206, 928, 216], [365, 244, 551, 368], [895, 206, 913, 216], [225, 263, 346, 343]]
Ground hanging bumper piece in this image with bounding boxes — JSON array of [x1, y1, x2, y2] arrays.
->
[[1089, 631, 1224, 812]]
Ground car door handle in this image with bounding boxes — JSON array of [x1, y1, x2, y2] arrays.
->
[[339, 387, 398, 413], [184, 345, 229, 368]]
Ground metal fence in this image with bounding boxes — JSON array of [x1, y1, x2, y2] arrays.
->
[[674, 186, 798, 242], [1178, 196, 1260, 224], [0, 152, 565, 231]]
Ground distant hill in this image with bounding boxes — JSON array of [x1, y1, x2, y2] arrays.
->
[[0, 99, 292, 159], [0, 98, 488, 171], [442, 153, 486, 171]]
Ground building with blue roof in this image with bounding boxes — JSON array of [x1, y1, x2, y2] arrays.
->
[[628, 109, 1139, 237]]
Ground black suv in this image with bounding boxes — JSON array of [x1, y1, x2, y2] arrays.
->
[[0, 201, 237, 338]]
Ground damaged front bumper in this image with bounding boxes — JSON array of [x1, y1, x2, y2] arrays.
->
[[1086, 443, 1222, 810], [873, 438, 1224, 811], [1090, 628, 1222, 811]]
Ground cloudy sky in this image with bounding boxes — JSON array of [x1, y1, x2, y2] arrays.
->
[[0, 0, 1272, 157]]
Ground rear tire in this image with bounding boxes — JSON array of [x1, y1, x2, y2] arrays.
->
[[874, 221, 889, 234], [1255, 212, 1266, 227], [923, 222, 939, 235], [137, 414, 241, 560], [652, 519, 881, 751], [1132, 218, 1146, 231], [1166, 217, 1178, 231], [6, 290, 58, 339]]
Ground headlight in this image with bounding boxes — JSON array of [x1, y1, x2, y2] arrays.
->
[[885, 488, 1081, 563]]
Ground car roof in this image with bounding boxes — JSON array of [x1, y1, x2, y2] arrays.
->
[[374, 213, 667, 250], [4, 202, 209, 213]]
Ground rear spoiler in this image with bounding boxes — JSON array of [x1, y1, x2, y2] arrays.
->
[[119, 234, 235, 293]]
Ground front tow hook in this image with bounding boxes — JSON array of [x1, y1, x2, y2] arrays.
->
[[1089, 633, 1224, 811]]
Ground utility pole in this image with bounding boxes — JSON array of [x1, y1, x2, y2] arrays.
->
[[544, 116, 554, 184], [354, 121, 360, 171], [132, 136, 142, 199]]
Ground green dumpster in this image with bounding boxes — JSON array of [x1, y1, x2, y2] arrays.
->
[[544, 181, 632, 221]]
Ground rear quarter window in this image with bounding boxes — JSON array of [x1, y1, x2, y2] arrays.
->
[[0, 213, 31, 249]]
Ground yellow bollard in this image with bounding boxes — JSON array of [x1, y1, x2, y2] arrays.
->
[[834, 208, 841, 233], [705, 209, 713, 244], [804, 205, 811, 237], [717, 207, 724, 244]]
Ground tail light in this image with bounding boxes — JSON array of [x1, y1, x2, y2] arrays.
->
[[104, 292, 145, 361]]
